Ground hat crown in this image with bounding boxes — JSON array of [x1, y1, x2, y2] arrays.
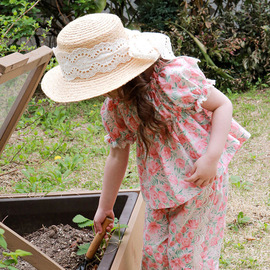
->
[[41, 13, 175, 102], [57, 14, 128, 53]]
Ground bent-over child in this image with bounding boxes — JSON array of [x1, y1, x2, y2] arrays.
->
[[41, 13, 250, 270]]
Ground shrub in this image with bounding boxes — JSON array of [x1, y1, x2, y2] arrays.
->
[[136, 0, 270, 92], [0, 0, 41, 56], [0, 0, 107, 55], [136, 0, 179, 31], [1, 0, 269, 92]]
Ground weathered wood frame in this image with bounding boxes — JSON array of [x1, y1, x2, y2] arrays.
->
[[0, 190, 145, 270], [0, 46, 53, 156], [0, 46, 145, 269]]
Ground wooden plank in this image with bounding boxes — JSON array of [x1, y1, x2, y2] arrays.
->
[[0, 222, 64, 270], [0, 188, 141, 199], [0, 52, 28, 74], [0, 46, 53, 84], [110, 192, 145, 270]]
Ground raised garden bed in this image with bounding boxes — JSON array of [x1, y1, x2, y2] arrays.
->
[[0, 47, 145, 270], [0, 190, 145, 270]]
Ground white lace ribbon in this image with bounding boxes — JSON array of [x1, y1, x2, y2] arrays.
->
[[53, 30, 175, 81], [128, 30, 176, 60]]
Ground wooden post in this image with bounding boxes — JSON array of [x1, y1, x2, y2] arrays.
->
[[110, 192, 145, 270]]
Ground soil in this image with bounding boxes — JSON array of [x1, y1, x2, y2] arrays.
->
[[16, 224, 103, 270]]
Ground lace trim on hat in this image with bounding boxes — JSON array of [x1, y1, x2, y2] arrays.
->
[[53, 39, 131, 81], [53, 31, 175, 81]]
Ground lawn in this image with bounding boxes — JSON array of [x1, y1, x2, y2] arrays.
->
[[220, 88, 270, 269], [0, 87, 269, 269]]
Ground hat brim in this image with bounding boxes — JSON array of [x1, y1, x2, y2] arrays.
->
[[41, 56, 158, 103]]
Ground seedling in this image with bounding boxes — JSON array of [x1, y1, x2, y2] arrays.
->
[[0, 228, 32, 270], [232, 242, 245, 250], [230, 175, 253, 190], [258, 221, 269, 232], [237, 212, 251, 226], [219, 255, 232, 268], [248, 152, 264, 161], [228, 212, 251, 231], [240, 257, 259, 268]]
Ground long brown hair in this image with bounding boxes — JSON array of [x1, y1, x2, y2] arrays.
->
[[119, 61, 172, 155]]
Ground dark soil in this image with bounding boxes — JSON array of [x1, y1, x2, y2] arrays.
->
[[16, 224, 103, 270]]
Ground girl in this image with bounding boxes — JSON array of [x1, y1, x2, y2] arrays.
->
[[41, 13, 250, 270]]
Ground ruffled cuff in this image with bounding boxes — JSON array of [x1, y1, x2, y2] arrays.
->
[[104, 134, 135, 148], [194, 80, 215, 112]]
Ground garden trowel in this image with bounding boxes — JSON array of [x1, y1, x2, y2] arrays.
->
[[76, 217, 113, 270]]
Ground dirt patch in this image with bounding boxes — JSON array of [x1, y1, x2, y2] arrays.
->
[[16, 224, 103, 270]]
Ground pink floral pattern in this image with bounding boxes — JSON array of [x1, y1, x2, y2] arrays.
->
[[101, 56, 250, 209], [141, 174, 229, 270]]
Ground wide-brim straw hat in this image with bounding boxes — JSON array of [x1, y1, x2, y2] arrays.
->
[[41, 13, 175, 103]]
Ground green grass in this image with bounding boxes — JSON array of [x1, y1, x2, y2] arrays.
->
[[0, 95, 139, 193], [0, 87, 269, 268], [220, 88, 270, 269]]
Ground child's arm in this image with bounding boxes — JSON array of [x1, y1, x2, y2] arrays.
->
[[185, 87, 233, 187], [94, 144, 130, 233]]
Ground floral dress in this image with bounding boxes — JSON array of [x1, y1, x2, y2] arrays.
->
[[101, 56, 250, 269], [101, 56, 250, 209]]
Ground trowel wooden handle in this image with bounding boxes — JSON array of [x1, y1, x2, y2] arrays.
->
[[86, 217, 113, 260]]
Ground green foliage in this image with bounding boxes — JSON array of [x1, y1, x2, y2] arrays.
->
[[75, 242, 90, 256], [0, 229, 7, 250], [137, 0, 270, 92], [0, 0, 51, 56], [240, 257, 259, 268], [228, 211, 251, 232], [14, 153, 84, 193], [0, 0, 106, 56], [230, 175, 253, 190], [37, 0, 106, 32], [72, 214, 128, 232], [219, 254, 232, 268], [1, 0, 269, 92], [237, 212, 251, 225], [0, 229, 32, 270], [105, 0, 138, 27], [61, 0, 106, 17], [136, 0, 179, 30], [0, 96, 108, 193], [72, 214, 94, 228]]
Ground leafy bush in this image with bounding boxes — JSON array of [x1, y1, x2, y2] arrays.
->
[[0, 0, 41, 56], [1, 0, 269, 92], [137, 0, 270, 92], [105, 0, 138, 27], [0, 0, 107, 56], [37, 0, 107, 41], [136, 0, 179, 30]]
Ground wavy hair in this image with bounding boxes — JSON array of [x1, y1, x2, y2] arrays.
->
[[118, 61, 172, 156]]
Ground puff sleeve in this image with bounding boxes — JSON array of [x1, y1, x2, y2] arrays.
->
[[101, 98, 136, 148], [156, 56, 215, 112]]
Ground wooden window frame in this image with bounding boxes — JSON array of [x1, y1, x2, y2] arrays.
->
[[0, 46, 53, 155]]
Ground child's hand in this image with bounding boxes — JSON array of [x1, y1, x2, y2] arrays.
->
[[184, 155, 219, 187], [94, 208, 114, 234]]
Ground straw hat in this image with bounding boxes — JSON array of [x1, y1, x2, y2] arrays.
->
[[41, 13, 175, 103]]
